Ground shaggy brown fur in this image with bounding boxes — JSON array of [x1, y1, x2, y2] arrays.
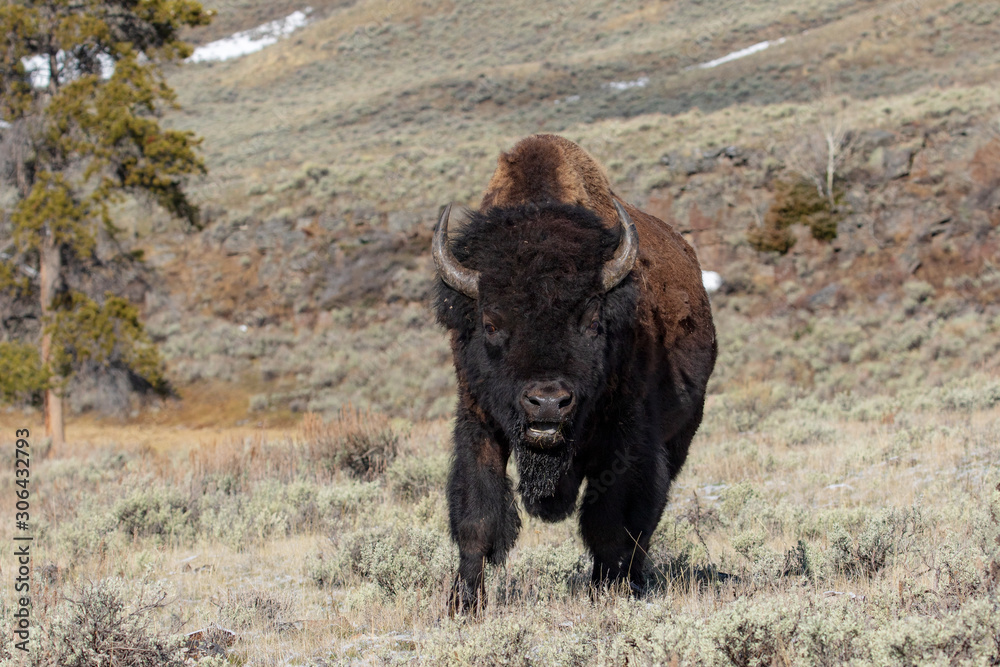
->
[[482, 134, 713, 354], [437, 134, 716, 613], [481, 134, 619, 224]]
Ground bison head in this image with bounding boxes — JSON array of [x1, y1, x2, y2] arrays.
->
[[434, 202, 638, 513]]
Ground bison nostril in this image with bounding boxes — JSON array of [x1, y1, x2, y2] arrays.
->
[[521, 383, 575, 422]]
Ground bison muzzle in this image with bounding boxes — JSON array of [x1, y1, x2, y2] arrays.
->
[[433, 134, 717, 613]]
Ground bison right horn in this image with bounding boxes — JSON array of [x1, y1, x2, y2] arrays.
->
[[601, 200, 639, 292], [433, 203, 480, 299]]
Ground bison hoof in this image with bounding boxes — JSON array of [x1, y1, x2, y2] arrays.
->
[[588, 577, 644, 601], [448, 577, 485, 616]]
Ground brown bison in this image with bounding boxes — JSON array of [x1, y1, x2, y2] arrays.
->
[[433, 134, 716, 612]]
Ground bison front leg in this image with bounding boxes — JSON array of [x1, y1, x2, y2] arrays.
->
[[579, 446, 667, 594], [447, 418, 520, 614]]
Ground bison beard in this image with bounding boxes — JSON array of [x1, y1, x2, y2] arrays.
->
[[512, 442, 572, 505], [434, 134, 716, 614]]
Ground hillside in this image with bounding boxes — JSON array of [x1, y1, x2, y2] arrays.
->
[[2, 0, 998, 420], [100, 0, 998, 424]]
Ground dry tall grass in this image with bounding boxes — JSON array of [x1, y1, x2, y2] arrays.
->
[[1, 391, 996, 664]]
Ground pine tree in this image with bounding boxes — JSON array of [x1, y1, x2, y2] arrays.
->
[[0, 0, 211, 448]]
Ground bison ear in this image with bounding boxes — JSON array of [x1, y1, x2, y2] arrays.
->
[[601, 200, 639, 292], [433, 204, 480, 299]]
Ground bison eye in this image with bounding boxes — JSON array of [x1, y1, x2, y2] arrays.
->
[[582, 301, 602, 336], [484, 320, 498, 336]]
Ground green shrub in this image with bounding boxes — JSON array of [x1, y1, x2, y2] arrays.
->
[[318, 479, 383, 520], [198, 482, 296, 549], [387, 454, 449, 502], [114, 487, 198, 543], [747, 179, 843, 253], [705, 596, 802, 667], [794, 600, 868, 666], [423, 615, 535, 666], [869, 599, 1000, 665], [305, 550, 337, 588], [337, 523, 453, 597], [501, 543, 589, 602], [0, 341, 49, 403], [57, 510, 118, 561]]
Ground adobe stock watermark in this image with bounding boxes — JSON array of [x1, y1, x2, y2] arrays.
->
[[583, 448, 640, 505], [12, 428, 32, 652]]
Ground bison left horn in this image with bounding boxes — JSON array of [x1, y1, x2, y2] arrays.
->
[[433, 203, 480, 299], [601, 200, 639, 292]]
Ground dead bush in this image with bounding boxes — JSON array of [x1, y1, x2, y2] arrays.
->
[[301, 407, 398, 479], [30, 579, 184, 667], [216, 586, 293, 631]]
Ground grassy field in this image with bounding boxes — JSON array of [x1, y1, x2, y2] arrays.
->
[[0, 374, 997, 664]]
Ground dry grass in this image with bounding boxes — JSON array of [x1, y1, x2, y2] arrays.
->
[[1, 391, 996, 663]]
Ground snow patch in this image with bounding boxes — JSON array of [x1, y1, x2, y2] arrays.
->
[[702, 270, 722, 293], [553, 94, 580, 105], [690, 37, 787, 70], [188, 9, 312, 63], [604, 76, 649, 92], [0, 120, 9, 129], [22, 51, 115, 89], [825, 483, 855, 491]]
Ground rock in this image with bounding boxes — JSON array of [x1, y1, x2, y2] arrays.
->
[[387, 208, 428, 233], [184, 624, 236, 661], [867, 146, 915, 181], [885, 148, 914, 180], [858, 129, 896, 151], [221, 230, 251, 256], [660, 151, 716, 175], [722, 145, 749, 165], [867, 146, 886, 172], [921, 216, 953, 240], [807, 283, 841, 309]]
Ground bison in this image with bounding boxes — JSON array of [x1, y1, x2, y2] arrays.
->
[[433, 134, 716, 612]]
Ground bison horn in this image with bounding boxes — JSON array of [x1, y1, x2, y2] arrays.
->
[[433, 203, 480, 299], [601, 200, 639, 292]]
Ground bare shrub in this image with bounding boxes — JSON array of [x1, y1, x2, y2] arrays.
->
[[301, 407, 399, 479], [216, 586, 293, 631], [784, 94, 856, 210], [827, 507, 925, 578], [30, 579, 184, 667]]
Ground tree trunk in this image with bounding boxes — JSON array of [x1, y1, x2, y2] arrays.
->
[[39, 236, 65, 451]]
